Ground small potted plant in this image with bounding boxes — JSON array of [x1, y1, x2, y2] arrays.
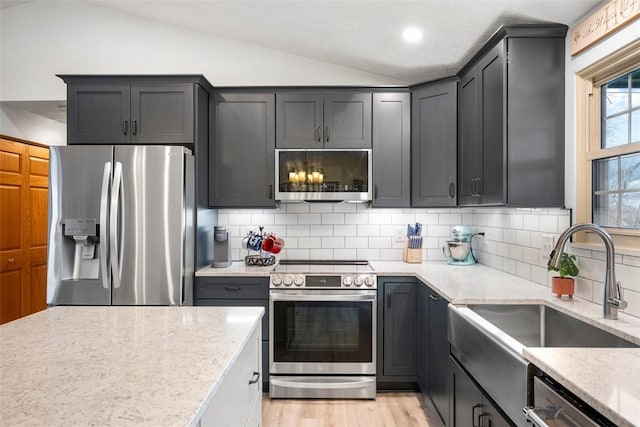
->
[[547, 252, 579, 298]]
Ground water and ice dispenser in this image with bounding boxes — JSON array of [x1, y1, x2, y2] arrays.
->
[[62, 219, 100, 281]]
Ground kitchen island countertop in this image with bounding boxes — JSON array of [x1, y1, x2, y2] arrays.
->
[[0, 306, 264, 427]]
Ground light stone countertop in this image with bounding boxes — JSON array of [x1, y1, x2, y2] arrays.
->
[[197, 262, 272, 276], [0, 306, 264, 427], [196, 260, 640, 425], [524, 348, 640, 427]]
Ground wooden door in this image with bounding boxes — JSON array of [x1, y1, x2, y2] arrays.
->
[[0, 137, 49, 324], [323, 93, 372, 149]]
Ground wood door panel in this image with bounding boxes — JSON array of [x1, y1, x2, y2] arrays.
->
[[0, 269, 23, 324], [0, 185, 22, 250], [30, 264, 48, 313], [0, 137, 49, 324], [29, 187, 48, 246], [0, 251, 23, 272]]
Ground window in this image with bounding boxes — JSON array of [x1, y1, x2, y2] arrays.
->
[[576, 41, 640, 250]]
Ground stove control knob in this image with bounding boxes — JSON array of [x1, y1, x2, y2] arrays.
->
[[354, 276, 364, 286], [343, 276, 353, 286], [294, 275, 304, 287], [365, 276, 375, 287], [283, 276, 293, 286], [271, 275, 282, 286]]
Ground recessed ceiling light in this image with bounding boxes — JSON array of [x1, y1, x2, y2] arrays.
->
[[402, 27, 423, 43]]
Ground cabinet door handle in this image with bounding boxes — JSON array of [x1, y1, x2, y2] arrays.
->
[[268, 184, 273, 200], [132, 120, 137, 136], [386, 292, 392, 308], [429, 294, 439, 301], [248, 371, 260, 385], [374, 185, 379, 199], [479, 412, 490, 427], [224, 286, 241, 291], [472, 403, 483, 427], [316, 126, 322, 142], [325, 126, 330, 142], [470, 179, 475, 197], [123, 120, 128, 135], [449, 182, 455, 198], [477, 178, 482, 196]]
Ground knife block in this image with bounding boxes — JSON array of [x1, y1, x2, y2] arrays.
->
[[403, 238, 422, 264]]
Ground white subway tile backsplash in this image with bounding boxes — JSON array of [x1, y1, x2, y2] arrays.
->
[[357, 248, 381, 260], [274, 214, 298, 225], [333, 225, 357, 236], [286, 225, 310, 237], [310, 225, 333, 236], [334, 248, 358, 259], [369, 237, 392, 249], [438, 213, 462, 225], [358, 224, 380, 236], [368, 212, 392, 224], [345, 213, 369, 225], [345, 236, 369, 249], [298, 214, 322, 225], [539, 215, 558, 233], [322, 213, 345, 225], [322, 237, 345, 249], [251, 213, 275, 225], [310, 248, 334, 259], [415, 213, 439, 225], [220, 204, 637, 318]]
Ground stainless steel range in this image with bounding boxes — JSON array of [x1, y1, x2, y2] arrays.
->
[[269, 260, 377, 399]]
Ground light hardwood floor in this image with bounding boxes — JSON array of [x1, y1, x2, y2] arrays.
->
[[262, 393, 434, 427]]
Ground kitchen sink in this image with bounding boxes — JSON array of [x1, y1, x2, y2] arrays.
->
[[468, 304, 638, 348], [448, 303, 637, 426]]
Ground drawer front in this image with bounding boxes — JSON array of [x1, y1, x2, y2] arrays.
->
[[195, 277, 269, 299], [197, 299, 268, 339], [200, 327, 261, 427]]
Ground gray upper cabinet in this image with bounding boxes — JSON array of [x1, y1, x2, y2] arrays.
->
[[276, 92, 372, 148], [372, 93, 410, 207], [209, 92, 276, 208], [61, 76, 200, 145], [457, 25, 567, 207], [411, 79, 457, 207]]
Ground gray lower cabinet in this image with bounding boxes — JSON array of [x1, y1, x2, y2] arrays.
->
[[276, 92, 372, 148], [194, 277, 270, 390], [427, 289, 450, 426], [377, 277, 417, 386], [61, 75, 205, 145], [372, 93, 410, 207], [450, 356, 513, 427], [411, 78, 457, 207], [457, 25, 567, 207], [209, 93, 276, 207]]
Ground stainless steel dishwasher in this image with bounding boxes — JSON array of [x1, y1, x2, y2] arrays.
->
[[523, 375, 616, 426]]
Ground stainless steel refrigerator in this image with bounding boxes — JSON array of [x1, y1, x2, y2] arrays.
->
[[47, 145, 194, 306]]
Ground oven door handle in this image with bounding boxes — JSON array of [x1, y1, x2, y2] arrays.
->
[[270, 291, 376, 302]]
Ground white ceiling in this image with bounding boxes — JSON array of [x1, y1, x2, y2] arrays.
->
[[1, 0, 603, 84], [78, 0, 604, 84]]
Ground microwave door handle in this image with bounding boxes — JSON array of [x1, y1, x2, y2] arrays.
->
[[99, 162, 111, 290], [110, 161, 123, 289]]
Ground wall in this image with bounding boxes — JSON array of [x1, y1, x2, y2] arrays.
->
[[0, 1, 405, 103], [219, 204, 640, 318]]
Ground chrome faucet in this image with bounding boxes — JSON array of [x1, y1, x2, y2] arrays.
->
[[548, 223, 628, 320]]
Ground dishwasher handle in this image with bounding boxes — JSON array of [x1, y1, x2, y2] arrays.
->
[[523, 406, 586, 427]]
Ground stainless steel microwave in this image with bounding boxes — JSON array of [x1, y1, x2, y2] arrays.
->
[[275, 149, 372, 202]]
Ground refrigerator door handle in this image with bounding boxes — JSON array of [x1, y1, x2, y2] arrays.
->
[[110, 161, 123, 289], [99, 162, 112, 290]]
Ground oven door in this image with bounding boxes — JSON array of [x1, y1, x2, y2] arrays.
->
[[269, 289, 376, 375]]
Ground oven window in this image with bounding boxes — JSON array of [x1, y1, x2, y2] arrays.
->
[[272, 300, 373, 363]]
